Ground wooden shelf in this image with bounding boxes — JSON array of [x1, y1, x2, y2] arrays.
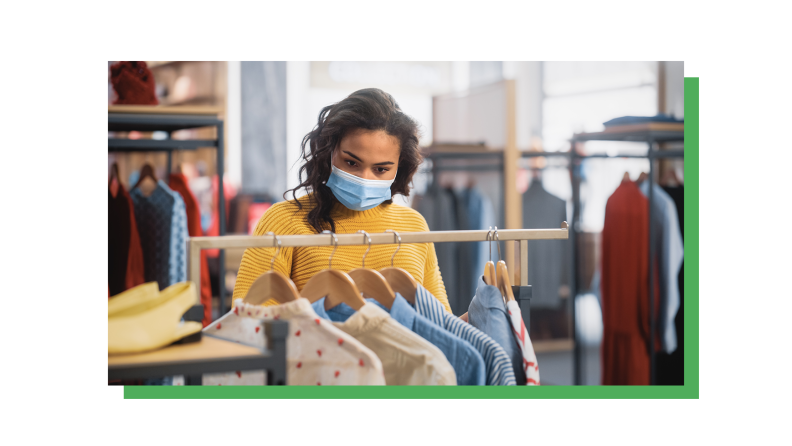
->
[[108, 336, 262, 367], [533, 339, 575, 353], [109, 105, 223, 116]]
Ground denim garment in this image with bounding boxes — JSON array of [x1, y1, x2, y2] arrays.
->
[[413, 284, 516, 386], [639, 181, 684, 353], [468, 276, 527, 385], [313, 294, 486, 386]]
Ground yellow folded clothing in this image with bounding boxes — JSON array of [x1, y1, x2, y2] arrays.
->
[[108, 282, 160, 318], [109, 282, 202, 355]]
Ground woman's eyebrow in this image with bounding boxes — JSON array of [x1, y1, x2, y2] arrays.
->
[[343, 150, 395, 166], [342, 150, 363, 162]]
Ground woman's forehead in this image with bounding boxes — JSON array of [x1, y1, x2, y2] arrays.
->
[[339, 130, 399, 160]]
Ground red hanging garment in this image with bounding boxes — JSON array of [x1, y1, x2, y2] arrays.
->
[[169, 173, 212, 327], [123, 185, 146, 291], [600, 180, 660, 385]]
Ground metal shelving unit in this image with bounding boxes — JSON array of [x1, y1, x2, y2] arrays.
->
[[108, 320, 288, 385], [108, 109, 229, 318], [422, 126, 684, 385], [519, 127, 684, 385]]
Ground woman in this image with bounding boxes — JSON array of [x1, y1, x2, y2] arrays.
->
[[232, 88, 452, 313]]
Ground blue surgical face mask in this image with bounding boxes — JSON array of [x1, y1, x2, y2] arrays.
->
[[326, 164, 396, 211]]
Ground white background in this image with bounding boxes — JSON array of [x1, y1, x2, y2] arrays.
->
[[2, 1, 790, 444]]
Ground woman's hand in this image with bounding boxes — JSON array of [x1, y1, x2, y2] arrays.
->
[[459, 312, 468, 323]]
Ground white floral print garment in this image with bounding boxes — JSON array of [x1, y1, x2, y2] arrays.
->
[[505, 301, 540, 385], [202, 298, 385, 386]]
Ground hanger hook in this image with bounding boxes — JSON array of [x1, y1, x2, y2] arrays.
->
[[321, 230, 338, 269], [356, 230, 372, 268], [486, 227, 493, 262], [385, 229, 401, 268], [493, 226, 502, 262], [264, 232, 281, 271]]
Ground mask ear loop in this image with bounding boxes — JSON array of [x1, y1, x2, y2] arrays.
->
[[385, 229, 401, 267], [321, 230, 338, 269]]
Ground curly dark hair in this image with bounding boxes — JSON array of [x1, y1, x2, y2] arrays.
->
[[284, 88, 423, 233]]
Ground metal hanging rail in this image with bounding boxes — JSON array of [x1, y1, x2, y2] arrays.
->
[[188, 225, 569, 332], [423, 133, 685, 385]]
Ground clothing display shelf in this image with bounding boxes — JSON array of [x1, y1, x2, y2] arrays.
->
[[567, 127, 684, 386], [108, 106, 230, 316], [187, 226, 569, 334], [108, 320, 288, 385], [425, 127, 684, 385]]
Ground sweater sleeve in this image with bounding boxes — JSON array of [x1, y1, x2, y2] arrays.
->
[[231, 203, 295, 308], [423, 241, 452, 314]]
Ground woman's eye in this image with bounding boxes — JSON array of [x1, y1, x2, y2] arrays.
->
[[345, 160, 357, 167], [377, 167, 389, 173]]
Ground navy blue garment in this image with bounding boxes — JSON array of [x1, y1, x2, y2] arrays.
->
[[130, 182, 175, 290], [312, 294, 486, 386], [468, 276, 527, 385]]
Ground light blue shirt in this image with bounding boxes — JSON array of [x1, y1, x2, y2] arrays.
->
[[468, 276, 527, 385], [413, 284, 517, 386], [312, 294, 486, 385], [639, 181, 684, 353]]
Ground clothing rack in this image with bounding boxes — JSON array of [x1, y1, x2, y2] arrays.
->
[[187, 226, 569, 332], [423, 127, 684, 385], [108, 107, 230, 316]]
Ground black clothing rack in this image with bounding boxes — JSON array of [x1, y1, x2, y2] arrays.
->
[[423, 128, 684, 385], [108, 111, 229, 316]]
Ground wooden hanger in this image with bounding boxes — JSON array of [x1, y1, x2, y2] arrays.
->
[[493, 228, 515, 302], [622, 172, 631, 182], [243, 233, 300, 306], [348, 231, 395, 309], [483, 227, 497, 286], [496, 261, 516, 302], [301, 231, 366, 311], [379, 230, 417, 304], [134, 163, 158, 196], [636, 171, 649, 184]]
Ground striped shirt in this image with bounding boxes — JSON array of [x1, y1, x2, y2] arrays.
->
[[414, 284, 516, 386]]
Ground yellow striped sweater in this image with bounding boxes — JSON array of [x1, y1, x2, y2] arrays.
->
[[231, 194, 452, 313]]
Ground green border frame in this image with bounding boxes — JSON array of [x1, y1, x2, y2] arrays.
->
[[125, 78, 699, 399]]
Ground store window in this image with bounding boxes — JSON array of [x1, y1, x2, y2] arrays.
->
[[541, 61, 658, 232]]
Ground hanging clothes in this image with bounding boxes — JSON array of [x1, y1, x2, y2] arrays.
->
[[468, 277, 527, 385], [320, 294, 487, 385], [202, 298, 386, 385], [454, 187, 497, 310], [413, 284, 517, 385], [108, 183, 146, 296], [656, 185, 685, 384], [312, 300, 457, 385], [130, 180, 188, 289], [601, 180, 660, 385], [169, 173, 212, 327], [521, 180, 569, 309], [639, 181, 684, 354], [464, 187, 497, 303], [505, 300, 540, 385], [415, 182, 460, 312]]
